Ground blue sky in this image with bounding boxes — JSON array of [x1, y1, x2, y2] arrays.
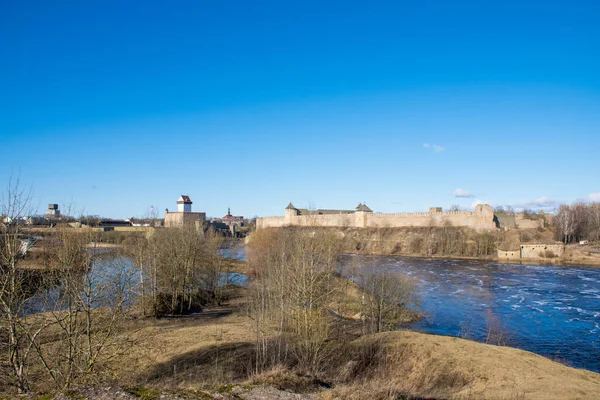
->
[[1, 1, 599, 219]]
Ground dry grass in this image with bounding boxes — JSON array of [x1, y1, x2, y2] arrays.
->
[[110, 315, 600, 399], [116, 313, 256, 389], [353, 331, 600, 400], [67, 289, 600, 397], [24, 320, 600, 399], [17, 287, 600, 399]]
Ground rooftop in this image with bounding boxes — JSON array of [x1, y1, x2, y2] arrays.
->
[[178, 195, 192, 204]]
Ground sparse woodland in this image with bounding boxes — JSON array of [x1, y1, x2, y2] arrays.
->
[[555, 202, 600, 243], [1, 216, 417, 397], [246, 228, 418, 376]]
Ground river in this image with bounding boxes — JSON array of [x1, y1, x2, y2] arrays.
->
[[340, 255, 600, 373]]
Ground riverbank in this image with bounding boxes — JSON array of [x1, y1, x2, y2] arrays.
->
[[250, 226, 600, 267], [323, 225, 600, 267], [347, 249, 600, 267], [8, 269, 600, 399], [340, 253, 600, 373]]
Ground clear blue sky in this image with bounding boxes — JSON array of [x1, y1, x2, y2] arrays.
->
[[1, 1, 599, 219]]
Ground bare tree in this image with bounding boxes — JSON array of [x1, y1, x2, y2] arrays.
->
[[124, 235, 150, 316], [145, 224, 234, 316], [360, 271, 418, 334], [585, 203, 600, 241], [0, 176, 38, 393], [33, 227, 138, 389], [247, 228, 344, 374], [555, 203, 587, 243]]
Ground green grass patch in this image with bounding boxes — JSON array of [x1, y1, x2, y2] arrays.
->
[[35, 394, 56, 400], [123, 386, 161, 400]]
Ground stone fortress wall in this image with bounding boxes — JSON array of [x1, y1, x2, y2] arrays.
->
[[257, 203, 497, 231], [164, 211, 206, 228]]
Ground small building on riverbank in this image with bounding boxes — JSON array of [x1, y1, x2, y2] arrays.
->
[[498, 244, 565, 261]]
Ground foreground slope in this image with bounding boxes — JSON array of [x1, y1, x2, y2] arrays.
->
[[335, 330, 600, 399]]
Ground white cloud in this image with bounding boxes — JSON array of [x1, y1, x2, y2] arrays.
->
[[453, 188, 474, 198], [423, 143, 444, 152], [587, 193, 600, 203], [514, 196, 560, 211]]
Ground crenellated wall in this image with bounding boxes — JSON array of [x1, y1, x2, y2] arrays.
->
[[257, 204, 496, 231]]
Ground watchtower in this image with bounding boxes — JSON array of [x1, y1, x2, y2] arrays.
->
[[177, 195, 193, 213]]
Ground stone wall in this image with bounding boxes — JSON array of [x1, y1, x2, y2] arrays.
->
[[256, 216, 285, 229], [515, 214, 545, 229], [498, 244, 565, 261], [497, 249, 521, 261], [521, 244, 564, 259], [257, 204, 496, 231], [164, 212, 206, 228]]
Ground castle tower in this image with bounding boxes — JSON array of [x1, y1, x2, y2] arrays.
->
[[177, 195, 193, 213], [285, 202, 298, 225], [354, 203, 372, 228]]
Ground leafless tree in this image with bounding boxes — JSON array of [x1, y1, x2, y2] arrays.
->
[[31, 228, 138, 389], [247, 228, 347, 374], [0, 176, 38, 393], [585, 203, 600, 241], [555, 203, 588, 243], [124, 235, 150, 316], [360, 271, 418, 334]]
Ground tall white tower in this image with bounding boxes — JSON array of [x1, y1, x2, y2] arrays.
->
[[177, 195, 192, 213]]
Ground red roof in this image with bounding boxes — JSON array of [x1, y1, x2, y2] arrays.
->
[[223, 215, 243, 220], [178, 195, 192, 203]]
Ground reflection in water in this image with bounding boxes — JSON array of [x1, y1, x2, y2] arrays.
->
[[340, 255, 600, 373], [24, 252, 248, 315], [23, 252, 138, 315]]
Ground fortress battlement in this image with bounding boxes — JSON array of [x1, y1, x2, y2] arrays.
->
[[256, 203, 496, 231]]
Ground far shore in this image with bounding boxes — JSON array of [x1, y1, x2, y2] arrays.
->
[[345, 250, 600, 268]]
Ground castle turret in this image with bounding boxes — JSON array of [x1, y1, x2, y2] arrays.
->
[[177, 195, 192, 213], [285, 202, 298, 224], [355, 203, 373, 213], [354, 203, 372, 228]]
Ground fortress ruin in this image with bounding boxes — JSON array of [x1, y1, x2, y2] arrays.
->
[[256, 202, 497, 231]]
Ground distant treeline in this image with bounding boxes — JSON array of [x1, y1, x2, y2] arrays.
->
[[555, 202, 600, 243]]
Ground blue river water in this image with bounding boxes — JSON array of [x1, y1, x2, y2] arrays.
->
[[340, 255, 600, 373]]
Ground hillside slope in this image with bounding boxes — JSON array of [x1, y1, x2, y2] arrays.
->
[[328, 330, 600, 399]]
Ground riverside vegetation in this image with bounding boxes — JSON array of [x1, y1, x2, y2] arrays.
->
[[2, 223, 600, 399], [0, 221, 423, 397]]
